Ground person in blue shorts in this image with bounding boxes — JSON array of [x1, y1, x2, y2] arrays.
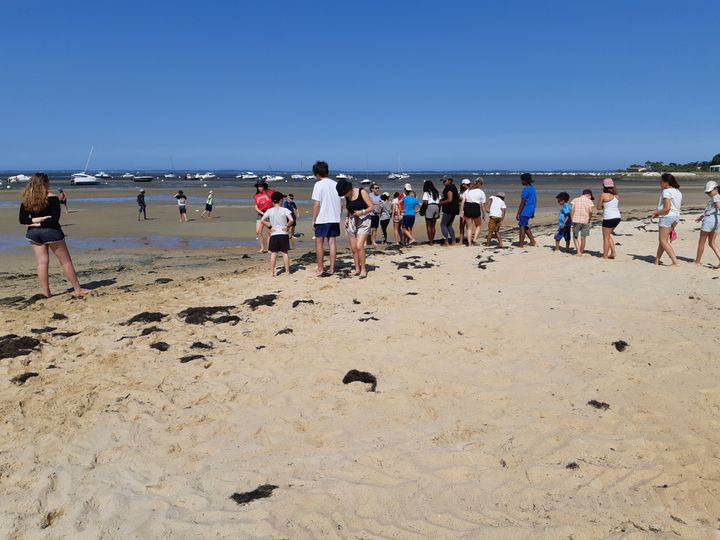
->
[[401, 188, 420, 245], [310, 161, 342, 275], [554, 192, 572, 252], [516, 173, 537, 247]]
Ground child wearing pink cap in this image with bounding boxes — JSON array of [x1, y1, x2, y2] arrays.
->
[[597, 178, 621, 260]]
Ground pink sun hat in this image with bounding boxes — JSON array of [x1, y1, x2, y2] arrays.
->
[[603, 178, 615, 188]]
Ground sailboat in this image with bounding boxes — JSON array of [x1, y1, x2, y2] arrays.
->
[[164, 157, 177, 178], [71, 147, 99, 185]]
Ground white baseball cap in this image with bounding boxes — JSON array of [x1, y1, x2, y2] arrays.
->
[[461, 178, 471, 185], [705, 180, 718, 193], [404, 183, 412, 191]]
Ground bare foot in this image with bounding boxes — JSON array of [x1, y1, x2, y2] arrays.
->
[[72, 288, 91, 298]]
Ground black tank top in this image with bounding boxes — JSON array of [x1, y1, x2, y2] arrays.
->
[[346, 188, 369, 212]]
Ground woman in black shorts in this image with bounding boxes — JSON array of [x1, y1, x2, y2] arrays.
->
[[19, 173, 89, 298], [597, 178, 621, 260]]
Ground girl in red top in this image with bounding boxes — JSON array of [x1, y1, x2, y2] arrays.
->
[[253, 181, 274, 253]]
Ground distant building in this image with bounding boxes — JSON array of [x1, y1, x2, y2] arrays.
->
[[626, 164, 648, 172], [710, 164, 720, 172]]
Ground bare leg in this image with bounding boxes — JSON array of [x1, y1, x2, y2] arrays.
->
[[519, 226, 526, 247], [708, 230, 720, 266], [282, 252, 290, 274], [526, 227, 536, 246], [496, 228, 504, 247], [573, 234, 581, 255], [356, 234, 369, 276], [315, 236, 325, 275], [696, 231, 709, 266], [657, 227, 678, 265], [269, 252, 278, 276], [349, 236, 360, 275], [49, 241, 90, 296], [256, 220, 265, 252], [328, 237, 337, 274], [31, 244, 51, 297]]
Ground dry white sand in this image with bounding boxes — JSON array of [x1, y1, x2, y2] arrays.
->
[[0, 212, 719, 539]]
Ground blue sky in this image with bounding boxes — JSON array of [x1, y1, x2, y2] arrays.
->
[[1, 0, 718, 171]]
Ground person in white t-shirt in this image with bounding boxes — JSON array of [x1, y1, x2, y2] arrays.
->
[[460, 177, 486, 245], [421, 180, 441, 245], [310, 161, 342, 275], [261, 191, 295, 276], [650, 173, 682, 266], [484, 192, 507, 247], [695, 180, 720, 267]]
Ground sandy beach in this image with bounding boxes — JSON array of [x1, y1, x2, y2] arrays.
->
[[1, 199, 719, 538]]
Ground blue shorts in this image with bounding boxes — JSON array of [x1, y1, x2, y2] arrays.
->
[[26, 228, 65, 245], [314, 222, 340, 238], [402, 215, 415, 229], [658, 216, 679, 229], [554, 224, 571, 242], [518, 215, 532, 228]]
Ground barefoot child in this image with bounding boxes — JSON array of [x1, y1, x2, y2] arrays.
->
[[484, 192, 506, 247], [261, 192, 294, 276], [570, 189, 594, 256], [554, 192, 572, 252], [695, 180, 720, 267]]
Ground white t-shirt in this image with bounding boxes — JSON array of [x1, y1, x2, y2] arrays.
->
[[464, 188, 486, 205], [311, 178, 342, 224], [422, 191, 439, 204], [703, 194, 720, 218], [658, 188, 682, 217], [263, 206, 293, 236], [487, 196, 507, 218]]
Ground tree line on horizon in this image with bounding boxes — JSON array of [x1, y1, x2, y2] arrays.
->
[[631, 152, 720, 172]]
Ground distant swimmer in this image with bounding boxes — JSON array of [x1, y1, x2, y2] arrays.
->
[[18, 173, 90, 298]]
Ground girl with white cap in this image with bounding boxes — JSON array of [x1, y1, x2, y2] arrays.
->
[[597, 178, 621, 259], [695, 180, 720, 267]]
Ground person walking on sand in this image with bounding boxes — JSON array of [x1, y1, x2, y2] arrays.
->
[[597, 178, 621, 260], [18, 173, 90, 298], [175, 190, 188, 222], [57, 188, 69, 214], [253, 181, 274, 252], [460, 177, 486, 246], [570, 189, 594, 256], [458, 179, 470, 245], [200, 190, 214, 218], [283, 193, 298, 243], [484, 192, 507, 247], [137, 189, 147, 220], [650, 173, 682, 266], [261, 191, 294, 276], [379, 192, 392, 244], [400, 188, 420, 245], [439, 176, 459, 245], [421, 180, 441, 245], [368, 183, 382, 245], [337, 178, 374, 277], [310, 161, 342, 275], [553, 192, 572, 253], [695, 180, 720, 267], [391, 191, 404, 245], [516, 173, 537, 247]]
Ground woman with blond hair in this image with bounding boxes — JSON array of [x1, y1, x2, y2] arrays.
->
[[18, 173, 89, 297]]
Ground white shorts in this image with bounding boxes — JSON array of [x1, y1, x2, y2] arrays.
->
[[346, 215, 372, 237], [701, 216, 719, 233]]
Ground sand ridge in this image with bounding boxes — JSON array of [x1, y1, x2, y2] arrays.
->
[[0, 213, 719, 539]]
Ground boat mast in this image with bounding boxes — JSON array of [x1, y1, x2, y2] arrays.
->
[[83, 146, 94, 173]]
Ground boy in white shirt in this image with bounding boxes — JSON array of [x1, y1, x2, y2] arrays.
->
[[484, 192, 507, 247], [261, 191, 295, 276]]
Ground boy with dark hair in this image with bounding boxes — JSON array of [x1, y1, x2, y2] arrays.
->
[[311, 161, 342, 275], [516, 173, 536, 247], [261, 191, 294, 276], [283, 193, 298, 241], [554, 192, 572, 252], [312, 160, 329, 178]]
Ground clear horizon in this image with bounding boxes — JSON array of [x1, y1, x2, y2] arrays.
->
[[2, 0, 718, 171]]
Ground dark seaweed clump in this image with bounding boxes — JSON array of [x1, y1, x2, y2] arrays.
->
[[243, 294, 278, 310], [587, 400, 610, 410], [122, 312, 167, 325], [566, 462, 579, 470], [178, 306, 237, 324], [342, 369, 377, 392], [275, 328, 293, 335], [292, 299, 315, 308], [31, 327, 56, 334], [180, 354, 205, 364], [229, 484, 278, 505], [190, 341, 213, 349], [154, 278, 173, 284], [150, 342, 170, 352], [0, 334, 41, 360], [10, 372, 39, 385], [612, 340, 629, 352]]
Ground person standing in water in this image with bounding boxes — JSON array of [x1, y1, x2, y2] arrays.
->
[[137, 189, 147, 220], [200, 190, 214, 218], [18, 173, 90, 298], [58, 188, 69, 214], [175, 190, 188, 222]]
